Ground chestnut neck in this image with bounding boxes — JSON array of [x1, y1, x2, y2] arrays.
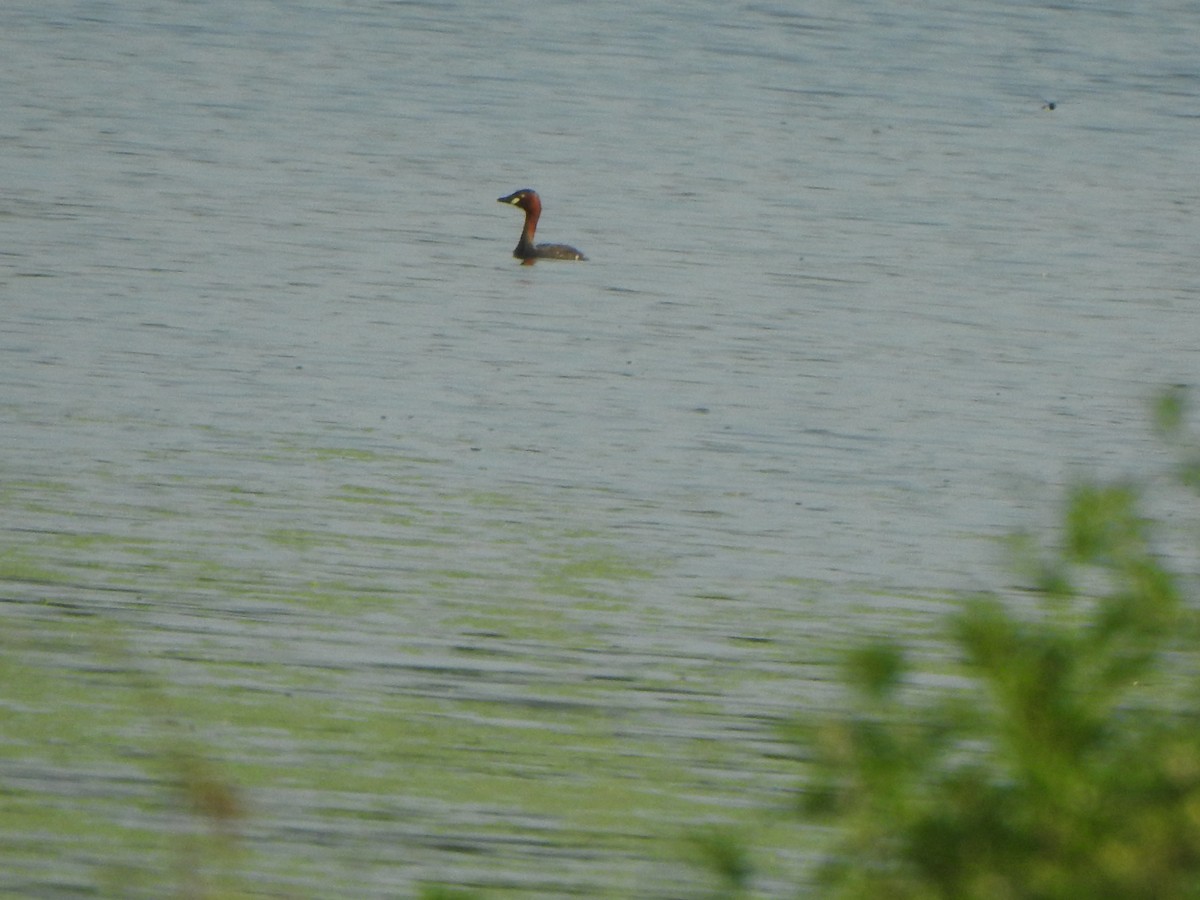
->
[[517, 194, 542, 256]]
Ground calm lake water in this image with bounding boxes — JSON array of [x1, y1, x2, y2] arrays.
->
[[3, 0, 1199, 896]]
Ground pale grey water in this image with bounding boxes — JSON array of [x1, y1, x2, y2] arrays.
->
[[3, 0, 1199, 896]]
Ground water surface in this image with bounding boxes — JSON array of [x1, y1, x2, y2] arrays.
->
[[3, 0, 1199, 896]]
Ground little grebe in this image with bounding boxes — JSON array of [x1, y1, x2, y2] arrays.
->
[[497, 189, 586, 264]]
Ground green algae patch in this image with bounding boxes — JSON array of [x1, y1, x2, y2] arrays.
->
[[0, 435, 788, 899], [312, 447, 382, 462], [0, 549, 68, 586], [334, 483, 396, 505], [544, 549, 657, 583], [264, 528, 335, 552], [1, 602, 754, 897], [535, 548, 656, 600]]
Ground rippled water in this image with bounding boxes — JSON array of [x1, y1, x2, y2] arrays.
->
[[3, 0, 1199, 896]]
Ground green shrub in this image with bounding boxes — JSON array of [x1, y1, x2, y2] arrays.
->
[[798, 391, 1200, 899]]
